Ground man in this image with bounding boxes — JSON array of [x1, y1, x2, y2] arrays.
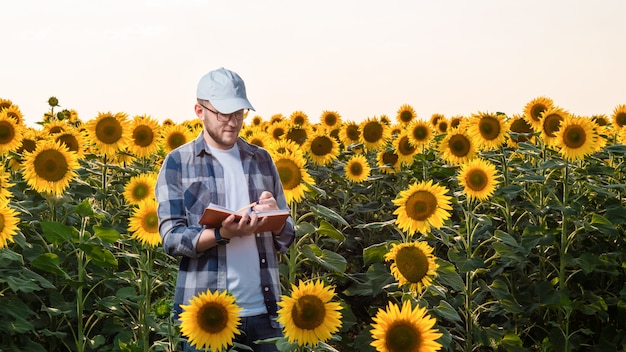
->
[[155, 67, 295, 352]]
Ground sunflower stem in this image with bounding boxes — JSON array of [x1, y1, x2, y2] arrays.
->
[[559, 162, 571, 352], [463, 198, 476, 352]]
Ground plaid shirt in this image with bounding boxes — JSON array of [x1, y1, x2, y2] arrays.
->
[[155, 133, 295, 324]]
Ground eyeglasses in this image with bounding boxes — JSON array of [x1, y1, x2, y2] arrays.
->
[[199, 103, 245, 123]]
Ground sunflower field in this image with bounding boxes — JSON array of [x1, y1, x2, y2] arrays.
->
[[1, 96, 625, 352]]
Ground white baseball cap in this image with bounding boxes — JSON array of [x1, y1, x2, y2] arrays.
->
[[196, 67, 255, 113]]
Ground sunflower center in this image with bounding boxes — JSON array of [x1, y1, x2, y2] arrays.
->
[[479, 116, 500, 140], [349, 162, 364, 176], [398, 137, 416, 156], [412, 126, 428, 142], [132, 184, 149, 201], [276, 159, 302, 190], [197, 302, 229, 334], [382, 151, 399, 165], [272, 127, 285, 140], [143, 212, 159, 232], [324, 114, 338, 126], [0, 213, 5, 232], [286, 128, 307, 145], [615, 112, 626, 127], [34, 149, 69, 182], [362, 122, 383, 143], [385, 322, 420, 352], [0, 121, 16, 145], [56, 135, 79, 153], [448, 134, 470, 157], [293, 115, 306, 126], [167, 132, 186, 150], [466, 169, 488, 191], [395, 246, 429, 283], [563, 125, 587, 148], [95, 116, 123, 144], [19, 139, 38, 154], [543, 114, 563, 137], [530, 105, 547, 122], [399, 111, 413, 123], [510, 118, 533, 143], [310, 136, 333, 156], [133, 125, 155, 147], [291, 295, 326, 330], [346, 125, 361, 141], [405, 191, 437, 221]]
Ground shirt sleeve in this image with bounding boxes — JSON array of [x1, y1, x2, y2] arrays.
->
[[155, 152, 205, 258]]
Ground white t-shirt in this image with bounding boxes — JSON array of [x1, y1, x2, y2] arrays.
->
[[209, 144, 266, 316]]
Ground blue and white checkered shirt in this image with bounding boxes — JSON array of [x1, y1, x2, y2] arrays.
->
[[155, 133, 295, 324]]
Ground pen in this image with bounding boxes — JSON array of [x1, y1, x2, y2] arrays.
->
[[236, 202, 257, 213]]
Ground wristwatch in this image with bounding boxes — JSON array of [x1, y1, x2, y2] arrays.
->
[[214, 227, 230, 245]]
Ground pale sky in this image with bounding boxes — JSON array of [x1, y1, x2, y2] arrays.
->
[[3, 0, 625, 128]]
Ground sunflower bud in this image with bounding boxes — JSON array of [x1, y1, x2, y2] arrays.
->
[[48, 97, 59, 107]]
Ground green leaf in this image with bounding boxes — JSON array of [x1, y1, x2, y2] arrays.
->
[[295, 222, 316, 237], [435, 260, 464, 292], [79, 243, 118, 268], [434, 300, 462, 322], [30, 253, 69, 278], [93, 226, 121, 243], [363, 242, 389, 266], [4, 275, 44, 294], [40, 221, 77, 245], [317, 220, 345, 242], [74, 199, 95, 217], [494, 230, 518, 247], [309, 204, 349, 226], [300, 244, 347, 274], [0, 248, 23, 267]]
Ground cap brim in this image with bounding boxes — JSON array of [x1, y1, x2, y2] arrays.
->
[[211, 98, 255, 114]]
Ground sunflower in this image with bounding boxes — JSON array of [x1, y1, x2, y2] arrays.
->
[[439, 131, 477, 165], [277, 280, 342, 347], [128, 114, 160, 158], [2, 104, 24, 125], [0, 164, 14, 202], [274, 153, 314, 204], [377, 149, 402, 174], [267, 120, 288, 141], [123, 173, 157, 206], [370, 300, 442, 352], [244, 130, 272, 149], [449, 115, 466, 130], [289, 110, 309, 126], [128, 200, 161, 247], [179, 289, 242, 352], [344, 154, 371, 183], [507, 114, 535, 147], [540, 107, 570, 146], [85, 112, 132, 156], [339, 121, 361, 147], [0, 202, 20, 249], [385, 241, 439, 294], [21, 140, 79, 196], [523, 96, 554, 132], [183, 119, 204, 136], [393, 132, 418, 166], [268, 139, 305, 160], [319, 110, 342, 130], [458, 158, 500, 201], [611, 104, 626, 131], [270, 113, 286, 124], [392, 180, 452, 236], [359, 117, 390, 151], [0, 98, 13, 111], [305, 131, 340, 166], [554, 115, 599, 161], [467, 112, 508, 151], [43, 120, 71, 135], [159, 123, 194, 154], [0, 110, 24, 155], [249, 115, 265, 128], [406, 120, 434, 149], [435, 118, 449, 135], [52, 126, 87, 159], [396, 104, 417, 125], [285, 123, 311, 146], [429, 113, 445, 127]]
